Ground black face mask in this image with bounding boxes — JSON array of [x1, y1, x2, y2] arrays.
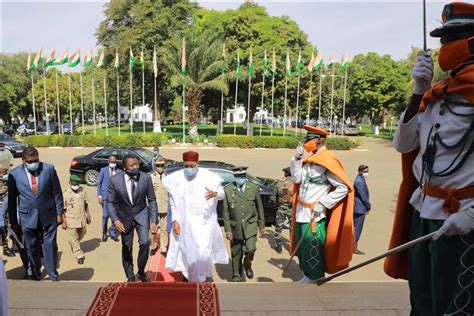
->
[[125, 168, 139, 178]]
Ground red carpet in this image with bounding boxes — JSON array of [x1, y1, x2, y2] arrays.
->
[[87, 282, 220, 316], [87, 252, 219, 315]]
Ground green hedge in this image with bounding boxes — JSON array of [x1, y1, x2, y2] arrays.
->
[[24, 134, 173, 147], [326, 137, 356, 150], [215, 135, 299, 149]]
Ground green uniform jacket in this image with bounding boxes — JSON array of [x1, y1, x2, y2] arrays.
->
[[223, 182, 265, 240]]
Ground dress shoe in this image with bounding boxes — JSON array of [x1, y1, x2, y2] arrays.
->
[[275, 243, 282, 254], [101, 233, 108, 242], [127, 275, 136, 282], [138, 273, 150, 282], [354, 249, 365, 255], [3, 247, 16, 257], [11, 243, 19, 253], [150, 248, 157, 256], [77, 257, 85, 265], [27, 275, 41, 281], [160, 251, 167, 257], [245, 268, 254, 280], [111, 235, 119, 242]]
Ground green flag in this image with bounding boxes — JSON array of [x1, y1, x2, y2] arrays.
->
[[139, 47, 145, 70], [27, 50, 32, 74], [286, 50, 291, 77], [181, 37, 186, 76], [328, 54, 335, 68], [248, 48, 254, 78], [129, 47, 136, 71], [68, 49, 81, 68], [54, 50, 68, 66], [263, 49, 268, 77], [314, 53, 323, 71], [32, 48, 44, 70], [83, 49, 93, 68], [236, 47, 241, 79], [44, 49, 56, 68], [341, 53, 349, 71]]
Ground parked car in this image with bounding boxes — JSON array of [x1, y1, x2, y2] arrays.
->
[[166, 160, 279, 226], [0, 133, 28, 157], [63, 122, 73, 134], [336, 124, 359, 136], [2, 125, 18, 137], [37, 122, 59, 135], [17, 123, 36, 137], [69, 147, 156, 186]]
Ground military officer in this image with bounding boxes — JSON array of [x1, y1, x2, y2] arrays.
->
[[0, 149, 15, 257], [223, 167, 265, 282], [274, 167, 293, 254], [149, 157, 169, 256], [62, 175, 91, 264]]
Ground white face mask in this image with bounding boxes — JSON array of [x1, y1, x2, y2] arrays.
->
[[109, 163, 117, 169], [362, 172, 369, 178], [71, 185, 80, 191]]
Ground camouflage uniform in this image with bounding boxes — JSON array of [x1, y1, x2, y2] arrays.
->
[[0, 156, 14, 256], [274, 177, 293, 251]]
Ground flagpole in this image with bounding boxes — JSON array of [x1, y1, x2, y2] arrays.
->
[[154, 69, 158, 134], [329, 64, 335, 136], [259, 73, 265, 136], [116, 68, 121, 135], [247, 73, 252, 136], [220, 72, 224, 134], [142, 59, 145, 135], [130, 64, 133, 134], [104, 69, 108, 137], [234, 76, 238, 135], [30, 72, 37, 135], [182, 85, 186, 144], [307, 71, 313, 125], [318, 67, 323, 124], [342, 67, 348, 137], [270, 71, 275, 136], [283, 75, 288, 136], [42, 66, 50, 135], [92, 67, 97, 136], [67, 70, 73, 135], [79, 64, 85, 135], [55, 69, 61, 134], [295, 71, 301, 137]]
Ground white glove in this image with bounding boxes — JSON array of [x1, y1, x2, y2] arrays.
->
[[412, 53, 433, 95], [295, 144, 304, 160], [433, 208, 474, 240]]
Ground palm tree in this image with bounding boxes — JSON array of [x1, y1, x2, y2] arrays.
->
[[162, 30, 228, 136]]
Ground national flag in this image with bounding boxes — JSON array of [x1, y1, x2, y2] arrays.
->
[[45, 49, 56, 68], [295, 49, 302, 75], [153, 46, 158, 77], [27, 50, 32, 73], [271, 48, 276, 74], [96, 49, 105, 68], [286, 49, 291, 77], [129, 47, 136, 71], [236, 47, 241, 79], [139, 47, 145, 70], [314, 53, 323, 71], [114, 48, 120, 69], [83, 49, 93, 68], [54, 50, 68, 66], [181, 37, 186, 76], [328, 54, 335, 68], [263, 49, 268, 78], [32, 48, 44, 70], [307, 48, 315, 72], [248, 48, 254, 78], [341, 53, 349, 71], [68, 49, 81, 68]]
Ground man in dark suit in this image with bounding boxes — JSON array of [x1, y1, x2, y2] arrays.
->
[[353, 164, 371, 255], [97, 155, 122, 242], [8, 147, 64, 281], [108, 154, 158, 282]]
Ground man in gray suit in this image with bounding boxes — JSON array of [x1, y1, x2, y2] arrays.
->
[[108, 154, 158, 282]]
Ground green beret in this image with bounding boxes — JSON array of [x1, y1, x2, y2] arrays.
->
[[69, 175, 81, 182]]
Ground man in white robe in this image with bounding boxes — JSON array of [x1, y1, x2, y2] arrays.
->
[[163, 151, 228, 282]]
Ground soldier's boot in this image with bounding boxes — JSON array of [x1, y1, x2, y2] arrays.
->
[[3, 244, 15, 257], [275, 242, 282, 254]]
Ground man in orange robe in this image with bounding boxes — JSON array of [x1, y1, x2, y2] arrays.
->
[[385, 3, 474, 315], [290, 125, 354, 283]]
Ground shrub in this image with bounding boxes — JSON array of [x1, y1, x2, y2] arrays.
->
[[23, 134, 172, 147], [326, 137, 356, 150], [215, 135, 299, 149]]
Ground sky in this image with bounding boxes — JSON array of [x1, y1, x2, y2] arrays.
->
[[1, 0, 448, 62]]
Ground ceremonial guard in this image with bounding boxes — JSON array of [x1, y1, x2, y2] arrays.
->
[[290, 125, 354, 284], [62, 175, 91, 264], [386, 3, 474, 315], [149, 157, 169, 256], [274, 167, 293, 254], [223, 167, 264, 282]]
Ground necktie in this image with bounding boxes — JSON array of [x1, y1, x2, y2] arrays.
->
[[31, 173, 38, 194], [131, 178, 136, 203]]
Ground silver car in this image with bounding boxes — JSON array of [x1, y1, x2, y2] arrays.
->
[[0, 133, 27, 157]]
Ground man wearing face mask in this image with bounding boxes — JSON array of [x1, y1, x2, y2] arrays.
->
[[223, 167, 264, 282], [290, 125, 354, 284], [97, 155, 122, 242], [353, 165, 371, 255], [163, 151, 228, 282], [385, 3, 474, 315], [150, 157, 169, 256], [8, 146, 64, 281], [108, 154, 158, 282]]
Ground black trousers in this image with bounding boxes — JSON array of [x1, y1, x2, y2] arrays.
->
[[121, 220, 150, 279]]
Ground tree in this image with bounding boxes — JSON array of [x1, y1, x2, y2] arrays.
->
[[161, 29, 227, 136]]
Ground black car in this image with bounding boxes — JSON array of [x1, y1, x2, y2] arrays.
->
[[0, 133, 27, 157], [69, 147, 156, 186], [166, 161, 279, 226]]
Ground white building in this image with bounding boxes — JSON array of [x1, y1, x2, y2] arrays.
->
[[226, 106, 246, 123], [254, 107, 269, 122], [132, 104, 153, 122]]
